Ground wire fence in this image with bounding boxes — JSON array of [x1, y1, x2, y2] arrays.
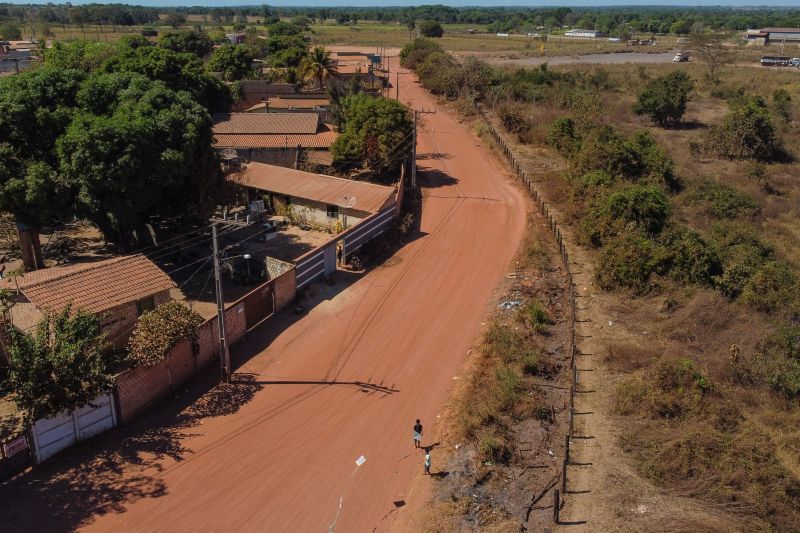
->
[[479, 111, 580, 526]]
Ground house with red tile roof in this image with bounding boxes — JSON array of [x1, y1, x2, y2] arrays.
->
[[213, 112, 339, 169], [1, 255, 175, 345]]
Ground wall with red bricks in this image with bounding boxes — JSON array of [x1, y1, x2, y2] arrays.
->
[[113, 269, 294, 425], [274, 268, 296, 311]]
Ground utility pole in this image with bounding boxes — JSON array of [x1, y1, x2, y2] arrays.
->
[[411, 109, 436, 190], [396, 71, 400, 100], [212, 224, 231, 382]]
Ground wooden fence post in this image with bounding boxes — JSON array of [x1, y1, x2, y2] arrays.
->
[[553, 489, 560, 524]]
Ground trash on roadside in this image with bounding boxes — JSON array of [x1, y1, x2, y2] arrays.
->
[[499, 300, 522, 310]]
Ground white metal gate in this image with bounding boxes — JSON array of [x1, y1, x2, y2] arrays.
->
[[31, 393, 117, 463]]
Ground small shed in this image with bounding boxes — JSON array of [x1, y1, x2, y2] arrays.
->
[[1, 255, 176, 345]]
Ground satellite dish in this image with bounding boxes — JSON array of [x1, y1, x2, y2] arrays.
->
[[221, 148, 238, 161]]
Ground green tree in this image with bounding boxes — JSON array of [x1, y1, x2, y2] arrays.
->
[[419, 20, 444, 38], [633, 71, 694, 126], [705, 97, 781, 161], [103, 41, 231, 111], [0, 67, 84, 269], [159, 28, 213, 58], [57, 75, 216, 248], [43, 40, 116, 72], [208, 44, 254, 81], [331, 94, 414, 174], [4, 305, 115, 421], [300, 46, 337, 90]]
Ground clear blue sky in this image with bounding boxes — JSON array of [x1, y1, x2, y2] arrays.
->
[[3, 1, 800, 6]]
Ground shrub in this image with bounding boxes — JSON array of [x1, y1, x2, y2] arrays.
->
[[739, 261, 798, 313], [772, 89, 792, 124], [419, 20, 444, 38], [495, 364, 522, 410], [484, 322, 526, 364], [573, 128, 678, 190], [128, 301, 204, 367], [574, 170, 614, 194], [703, 97, 782, 161], [633, 71, 694, 126], [596, 233, 661, 293], [415, 51, 462, 97], [584, 185, 671, 246], [715, 244, 768, 299], [517, 300, 551, 334], [547, 116, 580, 158], [498, 104, 527, 134], [687, 179, 759, 219], [658, 225, 722, 286], [461, 56, 495, 98], [479, 434, 513, 464], [399, 38, 442, 69]]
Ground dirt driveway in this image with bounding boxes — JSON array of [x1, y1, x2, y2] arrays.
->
[[0, 60, 527, 531]]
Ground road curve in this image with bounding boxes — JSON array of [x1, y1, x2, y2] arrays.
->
[[0, 59, 527, 532]]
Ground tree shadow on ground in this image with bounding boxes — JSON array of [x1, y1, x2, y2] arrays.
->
[[0, 372, 262, 532], [418, 167, 459, 189]]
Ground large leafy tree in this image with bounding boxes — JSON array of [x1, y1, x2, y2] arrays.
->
[[0, 67, 84, 269], [103, 41, 231, 112], [301, 46, 337, 90], [159, 28, 214, 58], [57, 74, 217, 248], [207, 44, 254, 81], [5, 305, 115, 421], [331, 94, 414, 174]]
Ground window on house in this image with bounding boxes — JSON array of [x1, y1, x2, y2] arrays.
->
[[327, 205, 339, 218], [136, 296, 156, 316]]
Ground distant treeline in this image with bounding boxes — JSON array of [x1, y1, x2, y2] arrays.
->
[[1, 4, 800, 34], [0, 4, 159, 26]]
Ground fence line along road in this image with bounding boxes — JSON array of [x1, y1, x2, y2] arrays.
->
[[478, 108, 583, 527]]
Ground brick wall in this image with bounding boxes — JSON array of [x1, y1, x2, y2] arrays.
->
[[113, 296, 258, 424], [274, 268, 296, 311], [103, 290, 172, 347]]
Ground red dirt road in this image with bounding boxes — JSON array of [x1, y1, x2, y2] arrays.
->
[[1, 62, 526, 532]]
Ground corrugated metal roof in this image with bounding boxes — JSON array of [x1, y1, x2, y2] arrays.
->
[[214, 129, 339, 149], [761, 28, 800, 33], [2, 255, 175, 314], [212, 112, 320, 135], [230, 162, 396, 214]]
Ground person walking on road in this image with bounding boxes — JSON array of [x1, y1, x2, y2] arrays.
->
[[424, 449, 431, 475], [413, 419, 423, 448]]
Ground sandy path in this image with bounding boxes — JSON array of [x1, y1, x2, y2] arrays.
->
[[0, 60, 526, 532]]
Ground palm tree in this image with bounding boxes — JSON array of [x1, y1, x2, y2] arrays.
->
[[301, 46, 337, 91]]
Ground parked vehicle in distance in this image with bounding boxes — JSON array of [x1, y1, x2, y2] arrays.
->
[[791, 58, 800, 67], [761, 55, 791, 66], [673, 52, 689, 62]]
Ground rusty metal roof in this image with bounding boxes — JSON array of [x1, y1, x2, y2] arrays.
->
[[230, 162, 396, 214], [2, 255, 175, 315], [212, 112, 320, 135]]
